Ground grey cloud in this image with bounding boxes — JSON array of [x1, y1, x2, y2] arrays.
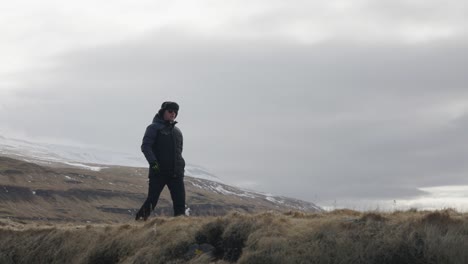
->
[[3, 32, 468, 202], [364, 0, 468, 22], [229, 0, 468, 44]]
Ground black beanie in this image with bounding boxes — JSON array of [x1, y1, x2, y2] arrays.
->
[[158, 101, 179, 117]]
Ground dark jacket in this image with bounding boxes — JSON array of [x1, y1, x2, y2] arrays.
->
[[141, 114, 185, 177]]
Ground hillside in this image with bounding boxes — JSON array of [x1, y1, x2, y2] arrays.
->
[[1, 210, 467, 264], [0, 135, 222, 182], [0, 156, 321, 222]]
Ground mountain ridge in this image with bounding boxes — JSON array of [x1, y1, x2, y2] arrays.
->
[[0, 135, 222, 182], [0, 155, 322, 223]]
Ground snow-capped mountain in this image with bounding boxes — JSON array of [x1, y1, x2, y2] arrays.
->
[[0, 135, 220, 182], [0, 135, 322, 215]]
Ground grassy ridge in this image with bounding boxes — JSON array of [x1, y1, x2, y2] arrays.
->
[[1, 209, 468, 264]]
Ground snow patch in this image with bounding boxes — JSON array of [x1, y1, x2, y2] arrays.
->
[[203, 181, 259, 198], [63, 162, 106, 171], [213, 185, 239, 196], [191, 182, 205, 190], [265, 196, 285, 204]]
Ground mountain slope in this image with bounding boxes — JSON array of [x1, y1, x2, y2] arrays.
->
[[0, 135, 221, 182], [0, 156, 321, 223]]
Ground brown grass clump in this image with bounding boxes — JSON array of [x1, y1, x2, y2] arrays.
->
[[327, 208, 362, 216], [360, 212, 388, 223], [1, 210, 468, 263], [283, 210, 307, 218], [421, 210, 460, 226]]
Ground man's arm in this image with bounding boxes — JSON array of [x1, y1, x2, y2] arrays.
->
[[141, 124, 158, 165], [180, 130, 183, 153], [175, 127, 183, 153]]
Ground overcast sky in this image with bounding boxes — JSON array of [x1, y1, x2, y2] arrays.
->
[[1, 0, 468, 208]]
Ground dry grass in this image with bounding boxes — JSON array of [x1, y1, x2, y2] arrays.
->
[[1, 209, 468, 264]]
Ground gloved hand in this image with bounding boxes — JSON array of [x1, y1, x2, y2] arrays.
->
[[150, 161, 160, 173]]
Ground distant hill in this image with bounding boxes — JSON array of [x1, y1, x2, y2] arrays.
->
[[0, 156, 321, 223]]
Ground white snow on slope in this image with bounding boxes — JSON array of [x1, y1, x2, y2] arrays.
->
[[63, 162, 106, 171], [189, 178, 322, 211], [0, 135, 222, 182], [0, 135, 143, 167], [266, 196, 285, 204]]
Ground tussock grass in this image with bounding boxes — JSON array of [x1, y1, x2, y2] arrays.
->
[[1, 209, 468, 263]]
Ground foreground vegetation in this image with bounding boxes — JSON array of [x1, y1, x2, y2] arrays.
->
[[1, 209, 468, 264]]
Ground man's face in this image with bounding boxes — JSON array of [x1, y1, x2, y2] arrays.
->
[[163, 109, 177, 121]]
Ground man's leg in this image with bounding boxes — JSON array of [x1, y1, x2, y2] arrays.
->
[[136, 172, 167, 220], [167, 177, 186, 216]]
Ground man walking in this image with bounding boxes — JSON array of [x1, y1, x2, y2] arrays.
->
[[136, 101, 186, 220]]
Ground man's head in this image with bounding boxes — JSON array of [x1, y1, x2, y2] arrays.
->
[[159, 101, 179, 121]]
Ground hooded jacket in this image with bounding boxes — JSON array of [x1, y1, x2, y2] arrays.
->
[[141, 114, 185, 177]]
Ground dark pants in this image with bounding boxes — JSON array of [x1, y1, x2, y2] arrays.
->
[[137, 170, 186, 219]]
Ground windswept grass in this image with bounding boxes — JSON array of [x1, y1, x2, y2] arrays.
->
[[1, 209, 468, 264]]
